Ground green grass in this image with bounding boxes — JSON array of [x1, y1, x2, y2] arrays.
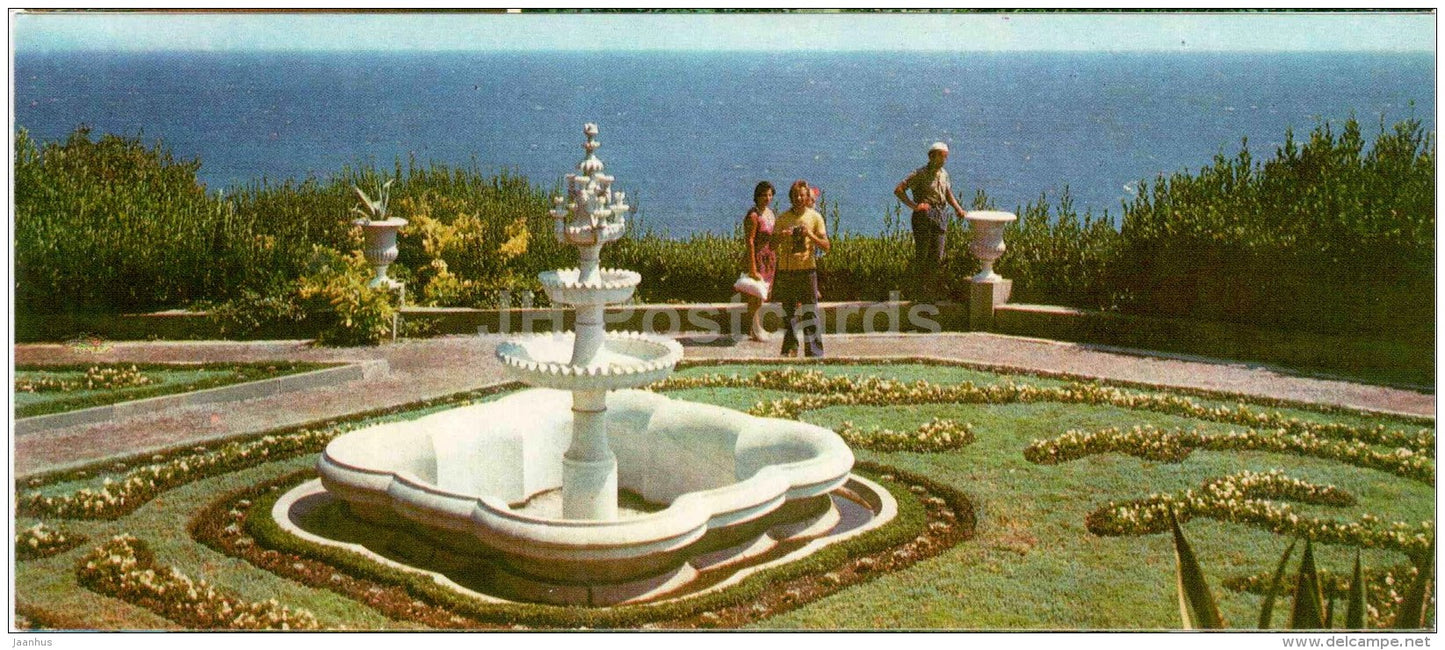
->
[[14, 362, 337, 418], [13, 362, 1433, 630]]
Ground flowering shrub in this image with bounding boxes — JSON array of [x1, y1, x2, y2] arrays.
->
[[656, 369, 1432, 457], [836, 418, 975, 453], [15, 365, 154, 393], [1085, 470, 1433, 557], [1223, 562, 1422, 629], [19, 427, 339, 520], [1024, 425, 1433, 484], [77, 534, 319, 630], [15, 522, 86, 560], [15, 375, 72, 393]]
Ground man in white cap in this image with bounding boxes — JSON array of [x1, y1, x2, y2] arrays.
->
[[894, 141, 968, 302]]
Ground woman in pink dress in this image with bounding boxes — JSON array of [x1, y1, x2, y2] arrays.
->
[[743, 181, 777, 341]]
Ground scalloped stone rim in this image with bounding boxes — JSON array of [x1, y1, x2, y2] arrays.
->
[[496, 331, 682, 374], [495, 332, 683, 390], [538, 268, 642, 290]]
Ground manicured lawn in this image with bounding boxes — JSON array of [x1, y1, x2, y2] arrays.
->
[[14, 362, 337, 418], [14, 363, 1434, 630]]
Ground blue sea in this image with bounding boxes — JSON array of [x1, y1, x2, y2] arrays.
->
[[14, 50, 1435, 235]]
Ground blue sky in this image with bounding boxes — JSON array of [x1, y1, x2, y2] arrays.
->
[[12, 11, 1437, 53]]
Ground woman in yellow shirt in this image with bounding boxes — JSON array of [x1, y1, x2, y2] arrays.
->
[[771, 180, 830, 358]]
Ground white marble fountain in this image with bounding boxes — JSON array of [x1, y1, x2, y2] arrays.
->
[[278, 124, 894, 606]]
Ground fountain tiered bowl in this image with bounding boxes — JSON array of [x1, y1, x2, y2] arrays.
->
[[495, 331, 682, 391], [281, 122, 894, 607], [537, 267, 640, 305]]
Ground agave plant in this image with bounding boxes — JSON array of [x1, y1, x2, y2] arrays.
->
[[351, 178, 395, 222], [1168, 509, 1434, 630]]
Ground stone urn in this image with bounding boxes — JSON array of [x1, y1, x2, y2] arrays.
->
[[353, 217, 408, 289], [964, 210, 1017, 282]]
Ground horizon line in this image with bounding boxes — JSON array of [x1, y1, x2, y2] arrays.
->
[[16, 46, 1437, 54]]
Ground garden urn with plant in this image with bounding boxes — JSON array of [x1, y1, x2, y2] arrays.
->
[[351, 179, 407, 289]]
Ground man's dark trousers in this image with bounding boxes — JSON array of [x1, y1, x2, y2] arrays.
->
[[911, 207, 947, 302]]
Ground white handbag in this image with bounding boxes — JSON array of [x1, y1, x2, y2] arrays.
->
[[732, 273, 770, 299]]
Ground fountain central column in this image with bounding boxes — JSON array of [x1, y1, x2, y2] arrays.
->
[[565, 241, 615, 520], [570, 244, 606, 368], [526, 123, 637, 521], [564, 389, 616, 520]]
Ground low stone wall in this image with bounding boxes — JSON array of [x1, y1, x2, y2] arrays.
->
[[403, 302, 967, 337], [17, 303, 967, 343], [994, 303, 1431, 385], [16, 309, 226, 342]]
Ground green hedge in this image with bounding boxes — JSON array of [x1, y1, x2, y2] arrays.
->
[[15, 127, 285, 314], [14, 120, 1433, 347], [1113, 118, 1434, 341]]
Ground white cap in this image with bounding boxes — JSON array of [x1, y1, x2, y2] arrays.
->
[[929, 142, 949, 153]]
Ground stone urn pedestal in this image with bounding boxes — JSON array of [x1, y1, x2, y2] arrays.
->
[[964, 210, 1017, 330], [354, 217, 408, 289]]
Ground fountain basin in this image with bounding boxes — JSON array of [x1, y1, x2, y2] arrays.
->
[[312, 388, 859, 603], [538, 267, 641, 306], [495, 331, 682, 391]]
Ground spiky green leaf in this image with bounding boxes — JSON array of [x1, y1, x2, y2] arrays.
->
[[1259, 538, 1298, 629], [1323, 579, 1336, 629], [1170, 509, 1225, 629], [1392, 535, 1434, 629], [1289, 538, 1325, 629], [1344, 549, 1366, 630]]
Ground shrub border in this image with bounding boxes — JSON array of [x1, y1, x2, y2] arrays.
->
[[1023, 424, 1433, 484], [15, 361, 338, 419], [16, 381, 528, 489], [1222, 562, 1420, 628], [19, 360, 1431, 524], [15, 600, 97, 631], [189, 462, 973, 629], [1083, 470, 1433, 560], [662, 369, 1433, 458], [15, 522, 87, 561], [75, 534, 321, 630], [673, 356, 1435, 424]]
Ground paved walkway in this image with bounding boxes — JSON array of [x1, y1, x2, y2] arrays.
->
[[13, 333, 1434, 477]]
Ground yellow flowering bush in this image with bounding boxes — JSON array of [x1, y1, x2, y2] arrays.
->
[[395, 192, 531, 308]]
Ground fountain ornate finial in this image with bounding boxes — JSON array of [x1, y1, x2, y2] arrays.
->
[[553, 124, 630, 259], [579, 122, 604, 176]]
